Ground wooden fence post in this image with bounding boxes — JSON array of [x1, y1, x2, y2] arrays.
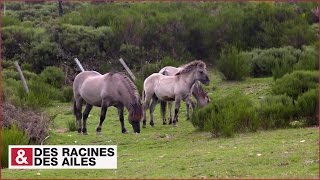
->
[[119, 58, 136, 81], [14, 61, 29, 93], [74, 58, 85, 72]]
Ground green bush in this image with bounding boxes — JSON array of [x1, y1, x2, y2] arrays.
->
[[258, 95, 297, 129], [62, 86, 74, 102], [66, 119, 77, 132], [142, 63, 159, 79], [1, 124, 29, 168], [244, 46, 301, 78], [1, 60, 15, 69], [56, 24, 117, 63], [2, 69, 20, 80], [217, 46, 250, 81], [40, 66, 65, 89], [272, 70, 318, 100], [191, 91, 258, 137], [297, 88, 318, 125], [2, 26, 58, 73], [159, 56, 182, 68], [294, 45, 318, 71]]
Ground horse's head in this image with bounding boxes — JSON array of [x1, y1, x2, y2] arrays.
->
[[194, 61, 210, 85], [128, 103, 142, 133], [199, 92, 210, 107], [193, 82, 210, 107]]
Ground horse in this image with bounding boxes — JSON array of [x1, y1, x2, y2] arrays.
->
[[142, 60, 210, 127], [73, 71, 143, 135], [159, 66, 210, 123]]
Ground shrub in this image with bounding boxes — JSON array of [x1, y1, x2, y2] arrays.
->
[[40, 66, 65, 89], [56, 24, 117, 64], [2, 69, 20, 80], [142, 63, 159, 79], [62, 86, 74, 102], [217, 46, 250, 81], [245, 46, 301, 78], [66, 119, 77, 132], [159, 56, 182, 68], [191, 91, 258, 137], [2, 26, 58, 73], [297, 88, 318, 125], [1, 124, 29, 168], [272, 70, 318, 100], [294, 45, 318, 71], [258, 95, 297, 129], [1, 60, 15, 69]]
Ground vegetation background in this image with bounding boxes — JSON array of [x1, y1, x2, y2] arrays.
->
[[1, 1, 318, 178]]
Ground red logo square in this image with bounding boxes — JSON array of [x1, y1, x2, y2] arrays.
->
[[11, 148, 33, 166]]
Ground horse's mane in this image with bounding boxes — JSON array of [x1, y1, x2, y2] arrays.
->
[[108, 72, 142, 121], [175, 60, 206, 75], [109, 72, 140, 103]]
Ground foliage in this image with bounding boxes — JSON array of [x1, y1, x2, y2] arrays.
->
[[191, 91, 258, 137], [1, 124, 29, 168], [40, 66, 65, 89], [272, 70, 318, 100], [294, 45, 318, 71], [62, 86, 74, 102], [55, 24, 117, 64], [217, 46, 250, 81], [257, 95, 297, 129], [2, 2, 317, 72], [297, 88, 318, 125], [66, 119, 77, 132], [2, 26, 58, 73]]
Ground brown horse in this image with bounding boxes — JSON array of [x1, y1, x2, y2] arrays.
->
[[159, 66, 210, 123], [73, 71, 142, 134], [142, 60, 210, 127]]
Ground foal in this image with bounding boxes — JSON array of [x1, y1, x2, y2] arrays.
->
[[142, 60, 210, 127]]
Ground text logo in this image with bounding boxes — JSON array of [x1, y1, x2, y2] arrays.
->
[[11, 148, 33, 166], [9, 145, 117, 169]]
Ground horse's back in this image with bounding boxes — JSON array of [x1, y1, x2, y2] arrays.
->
[[73, 71, 105, 106], [159, 66, 180, 76]]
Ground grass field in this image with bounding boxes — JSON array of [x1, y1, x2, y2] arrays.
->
[[2, 72, 319, 179]]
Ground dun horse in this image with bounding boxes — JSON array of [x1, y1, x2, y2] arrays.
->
[[159, 66, 210, 122], [142, 60, 210, 127], [73, 71, 143, 134]]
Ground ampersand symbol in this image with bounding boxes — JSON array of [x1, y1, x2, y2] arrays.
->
[[15, 149, 28, 164]]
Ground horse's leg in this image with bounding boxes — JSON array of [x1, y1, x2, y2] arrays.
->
[[173, 98, 181, 126], [82, 104, 93, 135], [143, 94, 152, 128], [185, 101, 190, 121], [160, 100, 167, 125], [185, 96, 192, 121], [117, 105, 127, 133], [149, 97, 158, 127], [96, 106, 108, 135], [74, 98, 83, 134], [168, 102, 173, 124]]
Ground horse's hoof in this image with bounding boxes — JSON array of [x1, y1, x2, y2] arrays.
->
[[83, 132, 88, 135], [163, 122, 167, 125], [122, 129, 128, 134], [96, 132, 102, 136], [143, 125, 146, 128]]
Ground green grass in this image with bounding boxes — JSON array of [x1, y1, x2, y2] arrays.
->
[[1, 72, 318, 178]]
